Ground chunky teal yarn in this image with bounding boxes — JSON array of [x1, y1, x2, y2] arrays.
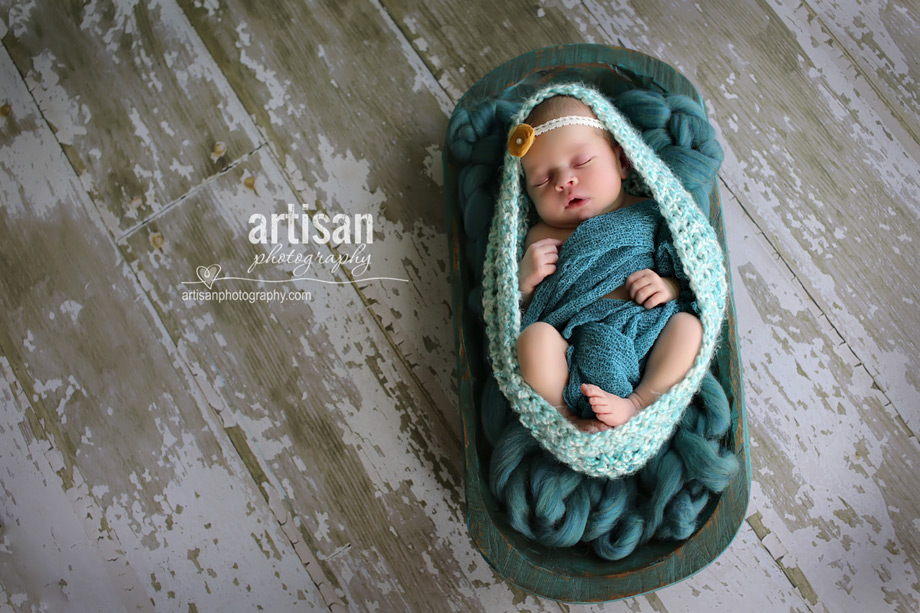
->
[[489, 371, 738, 559], [446, 80, 736, 560], [483, 82, 727, 479], [615, 89, 724, 214]]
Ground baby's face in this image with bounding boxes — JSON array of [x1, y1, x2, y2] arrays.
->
[[521, 122, 629, 229]]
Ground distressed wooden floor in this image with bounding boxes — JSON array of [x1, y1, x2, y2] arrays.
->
[[0, 0, 918, 611]]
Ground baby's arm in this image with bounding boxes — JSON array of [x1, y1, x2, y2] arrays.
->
[[626, 269, 681, 309], [519, 228, 563, 306]]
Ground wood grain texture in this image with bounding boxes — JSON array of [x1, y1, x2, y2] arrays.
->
[[0, 357, 132, 613], [777, 0, 920, 153], [0, 0, 918, 609], [584, 0, 920, 433], [0, 45, 320, 611], [117, 144, 547, 610], [390, 2, 920, 607], [722, 184, 920, 611], [0, 0, 263, 236], [178, 0, 460, 443]]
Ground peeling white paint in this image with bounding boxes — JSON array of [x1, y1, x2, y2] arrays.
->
[[22, 330, 36, 351], [5, 3, 35, 38], [60, 300, 84, 323], [725, 190, 919, 610], [0, 357, 145, 611], [422, 143, 443, 188], [0, 76, 77, 219], [369, 0, 453, 115], [236, 23, 295, 125], [3, 0, 918, 609], [25, 50, 91, 146], [311, 135, 387, 216]]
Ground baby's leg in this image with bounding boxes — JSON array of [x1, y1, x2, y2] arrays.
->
[[517, 322, 610, 433], [586, 312, 703, 427]]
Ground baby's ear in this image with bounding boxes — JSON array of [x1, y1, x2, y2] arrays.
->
[[614, 144, 632, 178]]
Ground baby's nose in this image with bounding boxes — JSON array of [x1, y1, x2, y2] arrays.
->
[[555, 174, 577, 191]]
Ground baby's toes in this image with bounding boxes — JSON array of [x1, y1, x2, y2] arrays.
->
[[588, 395, 605, 407]]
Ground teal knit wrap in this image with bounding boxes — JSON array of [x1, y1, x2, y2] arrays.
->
[[483, 83, 727, 478]]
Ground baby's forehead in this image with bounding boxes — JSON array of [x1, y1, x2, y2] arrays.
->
[[522, 126, 608, 169]]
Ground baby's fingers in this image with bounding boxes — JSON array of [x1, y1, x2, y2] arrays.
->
[[628, 278, 653, 302], [531, 237, 564, 251], [626, 268, 655, 285], [633, 284, 660, 307], [541, 251, 559, 265], [640, 291, 668, 309], [525, 238, 560, 259]]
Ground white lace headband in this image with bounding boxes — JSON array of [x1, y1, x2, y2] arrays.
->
[[507, 115, 607, 157]]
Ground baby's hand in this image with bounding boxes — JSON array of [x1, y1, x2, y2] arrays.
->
[[519, 238, 563, 299], [626, 269, 679, 308]]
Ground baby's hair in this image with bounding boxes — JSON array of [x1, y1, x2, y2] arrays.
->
[[525, 96, 591, 125]]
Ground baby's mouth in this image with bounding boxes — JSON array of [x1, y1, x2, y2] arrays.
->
[[565, 196, 588, 209]]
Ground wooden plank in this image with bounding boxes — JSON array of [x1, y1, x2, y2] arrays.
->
[[720, 185, 920, 611], [0, 44, 322, 611], [3, 0, 918, 609], [117, 143, 567, 610], [0, 0, 263, 236], [769, 0, 920, 155], [0, 357, 130, 612], [177, 0, 462, 442], [383, 1, 595, 97], [650, 521, 814, 612]]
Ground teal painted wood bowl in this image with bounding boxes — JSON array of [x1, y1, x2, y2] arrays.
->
[[443, 44, 751, 602]]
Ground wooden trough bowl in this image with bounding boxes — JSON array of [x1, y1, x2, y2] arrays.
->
[[442, 43, 751, 603]]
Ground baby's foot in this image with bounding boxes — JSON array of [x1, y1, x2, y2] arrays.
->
[[555, 404, 611, 434], [581, 383, 641, 428]]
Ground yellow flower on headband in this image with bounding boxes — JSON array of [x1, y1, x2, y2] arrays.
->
[[507, 124, 535, 157]]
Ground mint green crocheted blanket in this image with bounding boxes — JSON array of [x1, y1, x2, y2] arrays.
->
[[482, 83, 727, 478]]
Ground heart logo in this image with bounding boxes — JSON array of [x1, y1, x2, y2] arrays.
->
[[196, 264, 221, 289]]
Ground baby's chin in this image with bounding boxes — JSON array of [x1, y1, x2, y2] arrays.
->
[[549, 212, 597, 229], [568, 202, 611, 220]]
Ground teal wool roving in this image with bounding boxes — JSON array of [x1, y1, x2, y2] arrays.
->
[[447, 82, 738, 560]]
